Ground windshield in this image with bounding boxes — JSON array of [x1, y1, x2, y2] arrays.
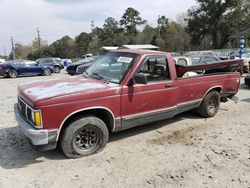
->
[[85, 52, 137, 84]]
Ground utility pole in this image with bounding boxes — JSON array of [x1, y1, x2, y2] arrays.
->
[[3, 46, 6, 58], [11, 36, 15, 60], [37, 27, 41, 56]]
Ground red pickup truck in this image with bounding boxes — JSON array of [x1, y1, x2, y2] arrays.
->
[[15, 50, 243, 158]]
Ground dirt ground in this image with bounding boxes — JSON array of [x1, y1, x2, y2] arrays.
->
[[0, 72, 250, 188]]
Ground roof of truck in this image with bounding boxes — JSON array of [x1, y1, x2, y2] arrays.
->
[[109, 49, 169, 56]]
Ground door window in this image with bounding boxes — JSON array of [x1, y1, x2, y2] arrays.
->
[[137, 57, 170, 82]]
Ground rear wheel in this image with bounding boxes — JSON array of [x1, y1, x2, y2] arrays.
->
[[8, 70, 17, 78], [54, 66, 61, 73], [43, 68, 51, 76], [61, 116, 109, 158], [198, 91, 220, 118]]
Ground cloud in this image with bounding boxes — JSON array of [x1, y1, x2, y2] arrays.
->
[[0, 0, 196, 55]]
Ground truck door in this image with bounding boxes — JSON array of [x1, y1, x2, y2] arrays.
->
[[121, 56, 177, 129]]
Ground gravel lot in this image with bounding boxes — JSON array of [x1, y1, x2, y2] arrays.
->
[[0, 72, 250, 188]]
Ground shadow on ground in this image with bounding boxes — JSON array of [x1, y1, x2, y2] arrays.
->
[[0, 111, 203, 169]]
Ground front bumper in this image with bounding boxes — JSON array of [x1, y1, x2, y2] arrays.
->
[[14, 104, 58, 148]]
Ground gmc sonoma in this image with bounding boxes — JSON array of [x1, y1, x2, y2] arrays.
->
[[15, 50, 243, 158]]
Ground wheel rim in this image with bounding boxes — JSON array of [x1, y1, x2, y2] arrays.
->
[[207, 96, 218, 114], [73, 126, 101, 151], [44, 69, 50, 75], [10, 71, 17, 78]]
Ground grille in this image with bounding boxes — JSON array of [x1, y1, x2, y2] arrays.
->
[[18, 97, 33, 123]]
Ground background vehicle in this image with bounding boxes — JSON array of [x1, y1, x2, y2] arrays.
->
[[0, 58, 5, 63], [230, 49, 250, 73], [62, 59, 72, 67], [173, 56, 192, 66], [245, 73, 250, 87], [0, 60, 54, 78], [66, 57, 95, 75], [36, 58, 64, 73], [191, 55, 221, 65], [16, 50, 243, 158], [75, 61, 94, 75]]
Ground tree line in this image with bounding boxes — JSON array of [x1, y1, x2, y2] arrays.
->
[[10, 0, 250, 60]]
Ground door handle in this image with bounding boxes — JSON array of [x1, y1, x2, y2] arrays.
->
[[165, 83, 172, 88]]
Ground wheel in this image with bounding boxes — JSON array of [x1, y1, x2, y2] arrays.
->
[[43, 68, 51, 76], [8, 70, 17, 78], [54, 66, 61, 73], [61, 116, 109, 158], [198, 91, 220, 118]]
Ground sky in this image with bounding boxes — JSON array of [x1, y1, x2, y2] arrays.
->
[[0, 0, 197, 56]]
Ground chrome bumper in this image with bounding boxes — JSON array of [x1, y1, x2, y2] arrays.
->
[[14, 104, 57, 146]]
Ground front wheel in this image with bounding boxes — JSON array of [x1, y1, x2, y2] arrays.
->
[[61, 116, 109, 158], [198, 91, 220, 118]]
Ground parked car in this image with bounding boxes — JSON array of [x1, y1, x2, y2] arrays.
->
[[245, 73, 250, 87], [230, 49, 250, 73], [62, 59, 72, 67], [173, 56, 192, 66], [75, 61, 94, 75], [0, 60, 54, 78], [36, 58, 64, 73], [15, 49, 243, 158], [66, 57, 95, 75], [191, 55, 221, 65], [0, 58, 5, 63]]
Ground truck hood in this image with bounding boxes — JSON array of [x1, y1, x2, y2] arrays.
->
[[18, 76, 114, 103]]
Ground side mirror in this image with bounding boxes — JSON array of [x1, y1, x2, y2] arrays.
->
[[133, 73, 147, 85]]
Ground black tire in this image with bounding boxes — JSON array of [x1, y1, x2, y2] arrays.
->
[[198, 91, 220, 118], [61, 116, 109, 158], [43, 68, 51, 76], [8, 70, 17, 78], [54, 66, 61, 73]]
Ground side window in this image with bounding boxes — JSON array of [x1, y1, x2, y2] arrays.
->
[[200, 57, 217, 64], [138, 57, 170, 82], [177, 59, 188, 66], [44, 59, 53, 64]]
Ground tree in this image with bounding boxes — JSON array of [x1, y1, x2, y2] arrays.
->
[[50, 36, 75, 58], [75, 32, 92, 56], [157, 15, 169, 37], [13, 43, 31, 59], [120, 7, 146, 36], [103, 17, 119, 45], [186, 0, 245, 49]]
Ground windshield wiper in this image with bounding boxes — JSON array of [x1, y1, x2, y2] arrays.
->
[[91, 72, 109, 83], [83, 69, 89, 77]]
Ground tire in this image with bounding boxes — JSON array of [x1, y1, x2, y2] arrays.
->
[[198, 91, 220, 118], [43, 68, 51, 76], [8, 70, 17, 78], [54, 66, 61, 73], [61, 116, 109, 158]]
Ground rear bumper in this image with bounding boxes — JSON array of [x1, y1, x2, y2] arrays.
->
[[14, 104, 58, 150]]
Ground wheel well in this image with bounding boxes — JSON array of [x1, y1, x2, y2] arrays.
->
[[210, 87, 222, 93], [59, 108, 114, 140]]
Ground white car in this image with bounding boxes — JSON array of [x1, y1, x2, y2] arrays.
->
[[0, 58, 5, 63]]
